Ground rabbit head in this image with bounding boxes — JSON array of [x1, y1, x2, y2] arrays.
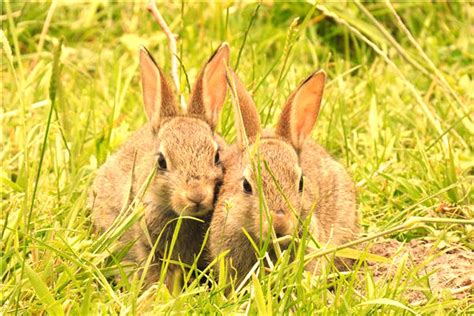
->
[[139, 44, 230, 217], [223, 70, 326, 244]]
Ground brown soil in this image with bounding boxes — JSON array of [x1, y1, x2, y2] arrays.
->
[[366, 239, 473, 305]]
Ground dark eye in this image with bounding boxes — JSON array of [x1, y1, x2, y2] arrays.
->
[[213, 180, 223, 205], [157, 153, 167, 170], [214, 151, 220, 165], [243, 178, 252, 194], [299, 175, 304, 192]]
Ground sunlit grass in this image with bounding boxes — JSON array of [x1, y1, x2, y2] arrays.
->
[[1, 2, 473, 314]]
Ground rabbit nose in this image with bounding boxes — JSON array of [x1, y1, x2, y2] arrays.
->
[[273, 211, 292, 237], [275, 209, 285, 216], [274, 223, 291, 237], [186, 191, 206, 205]]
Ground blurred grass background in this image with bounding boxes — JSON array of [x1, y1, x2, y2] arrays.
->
[[1, 1, 473, 314]]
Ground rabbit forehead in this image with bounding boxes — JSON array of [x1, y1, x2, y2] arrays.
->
[[157, 117, 218, 154], [258, 139, 299, 163], [244, 139, 302, 186]]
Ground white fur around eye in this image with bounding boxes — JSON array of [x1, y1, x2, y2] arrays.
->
[[243, 167, 252, 182], [158, 144, 166, 156], [296, 166, 303, 179]]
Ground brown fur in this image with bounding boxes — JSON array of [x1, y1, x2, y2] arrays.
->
[[89, 44, 230, 289], [208, 70, 359, 285]]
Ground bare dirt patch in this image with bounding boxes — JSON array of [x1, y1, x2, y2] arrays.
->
[[367, 239, 473, 304]]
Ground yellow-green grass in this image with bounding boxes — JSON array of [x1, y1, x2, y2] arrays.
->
[[1, 2, 473, 314]]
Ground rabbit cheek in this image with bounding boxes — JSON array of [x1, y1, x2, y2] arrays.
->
[[145, 176, 173, 209], [250, 207, 271, 242]]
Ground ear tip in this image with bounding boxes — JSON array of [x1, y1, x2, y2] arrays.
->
[[218, 42, 230, 57], [301, 69, 326, 85], [207, 42, 230, 64], [313, 69, 327, 80], [139, 46, 151, 60], [220, 42, 230, 49], [139, 46, 159, 68], [300, 69, 326, 86], [139, 46, 149, 55]]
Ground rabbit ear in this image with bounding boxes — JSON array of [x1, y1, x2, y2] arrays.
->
[[226, 68, 261, 151], [139, 47, 179, 131], [188, 43, 230, 130], [275, 70, 326, 151]]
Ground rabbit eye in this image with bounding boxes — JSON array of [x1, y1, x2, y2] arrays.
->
[[213, 180, 223, 205], [299, 175, 304, 192], [157, 153, 167, 170], [243, 178, 252, 194], [214, 151, 220, 165]]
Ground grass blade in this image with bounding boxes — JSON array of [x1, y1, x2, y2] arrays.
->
[[15, 38, 63, 316], [24, 263, 64, 316], [356, 298, 420, 315]]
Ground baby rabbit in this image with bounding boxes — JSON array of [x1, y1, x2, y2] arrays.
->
[[208, 69, 359, 285], [90, 43, 230, 288]]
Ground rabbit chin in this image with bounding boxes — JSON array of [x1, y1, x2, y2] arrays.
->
[[258, 222, 297, 249]]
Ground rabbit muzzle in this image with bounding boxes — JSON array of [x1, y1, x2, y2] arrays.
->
[[260, 209, 297, 247], [172, 179, 216, 217]]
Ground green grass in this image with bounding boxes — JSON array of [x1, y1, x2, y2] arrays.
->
[[1, 1, 473, 314]]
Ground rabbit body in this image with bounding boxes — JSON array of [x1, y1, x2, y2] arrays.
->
[[209, 136, 358, 283], [92, 120, 224, 286], [300, 140, 358, 248], [208, 70, 359, 284], [90, 44, 230, 288]]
